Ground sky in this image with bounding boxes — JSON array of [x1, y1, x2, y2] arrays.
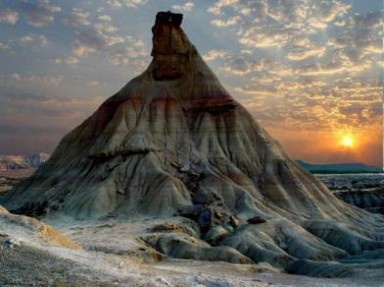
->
[[0, 0, 382, 166]]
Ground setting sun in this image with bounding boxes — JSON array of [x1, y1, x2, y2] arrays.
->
[[342, 136, 353, 148], [334, 129, 358, 150]]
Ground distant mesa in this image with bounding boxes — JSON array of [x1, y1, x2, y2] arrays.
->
[[0, 153, 50, 179], [297, 160, 382, 174], [0, 153, 50, 170], [2, 11, 384, 278]]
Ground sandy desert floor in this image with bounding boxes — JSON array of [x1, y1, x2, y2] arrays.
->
[[39, 216, 383, 287], [1, 210, 384, 286]]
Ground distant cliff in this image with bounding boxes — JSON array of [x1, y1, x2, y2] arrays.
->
[[297, 160, 382, 174], [0, 153, 50, 170]]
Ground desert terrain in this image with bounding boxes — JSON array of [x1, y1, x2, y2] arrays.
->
[[1, 11, 383, 287]]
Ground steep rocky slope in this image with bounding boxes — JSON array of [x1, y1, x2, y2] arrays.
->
[[2, 12, 384, 277]]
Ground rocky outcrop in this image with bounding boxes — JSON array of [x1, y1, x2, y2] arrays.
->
[[151, 12, 189, 80], [2, 12, 384, 277]]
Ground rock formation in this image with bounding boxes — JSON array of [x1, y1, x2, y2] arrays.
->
[[2, 12, 384, 277]]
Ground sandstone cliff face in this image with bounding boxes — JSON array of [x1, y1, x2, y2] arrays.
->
[[2, 12, 384, 276]]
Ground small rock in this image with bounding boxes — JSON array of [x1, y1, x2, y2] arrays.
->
[[247, 216, 267, 224]]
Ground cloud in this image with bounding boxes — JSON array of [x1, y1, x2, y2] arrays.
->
[[0, 9, 19, 25], [211, 16, 241, 27], [206, 6, 221, 15], [104, 0, 148, 8], [0, 43, 10, 50], [64, 8, 117, 33], [238, 25, 289, 49], [222, 56, 295, 78], [275, 79, 327, 91], [51, 57, 79, 65], [72, 26, 147, 67], [107, 39, 147, 66], [338, 103, 364, 116], [108, 45, 142, 66], [207, 0, 352, 52], [235, 85, 276, 96], [332, 82, 382, 100], [202, 49, 230, 61], [207, 0, 240, 15], [341, 10, 382, 29], [297, 57, 372, 77], [223, 57, 270, 75], [65, 57, 79, 65], [286, 45, 326, 61], [19, 33, 48, 46], [98, 14, 112, 22], [9, 73, 63, 86], [65, 8, 128, 60], [267, 0, 307, 23], [289, 37, 311, 48], [66, 9, 148, 69], [72, 28, 109, 56], [306, 1, 351, 29], [329, 11, 383, 58], [337, 101, 382, 126], [64, 8, 91, 27], [172, 2, 195, 12], [268, 0, 350, 29], [232, 63, 382, 134], [17, 0, 61, 27], [95, 21, 118, 33], [250, 75, 275, 85]]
